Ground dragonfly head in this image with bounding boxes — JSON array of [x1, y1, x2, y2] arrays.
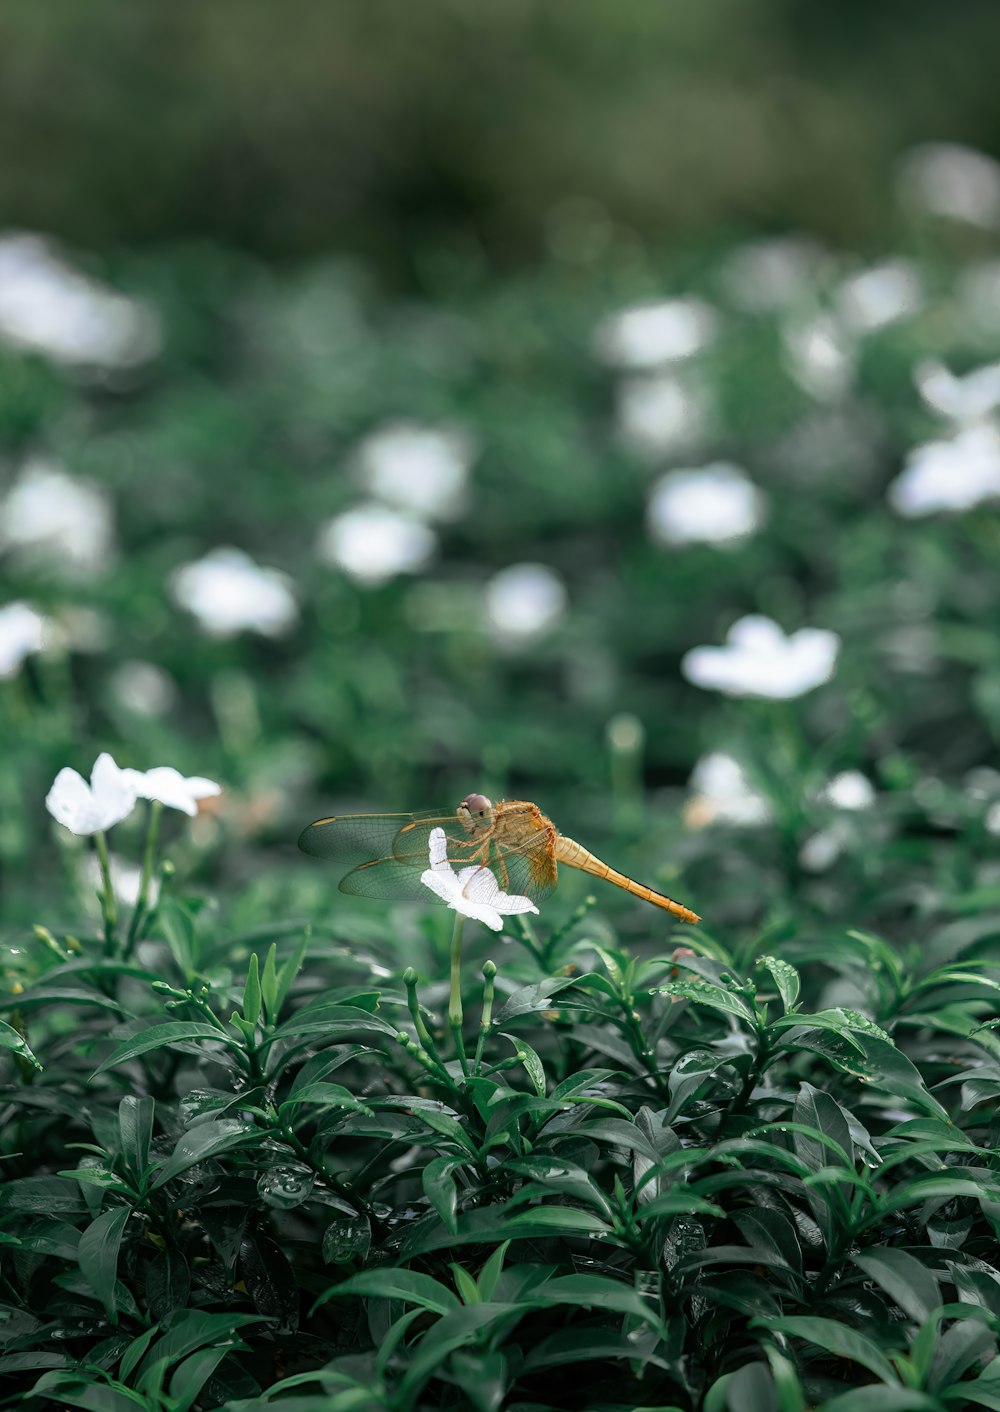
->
[[457, 793, 494, 834]]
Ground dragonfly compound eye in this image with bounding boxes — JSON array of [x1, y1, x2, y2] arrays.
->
[[461, 793, 493, 817]]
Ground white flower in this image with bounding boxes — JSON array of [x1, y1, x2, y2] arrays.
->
[[0, 601, 49, 678], [170, 547, 298, 637], [986, 800, 1000, 837], [485, 563, 567, 643], [782, 313, 853, 401], [593, 298, 717, 369], [317, 504, 436, 586], [647, 463, 765, 548], [0, 458, 114, 576], [682, 615, 840, 700], [888, 425, 1000, 516], [420, 827, 539, 931], [109, 661, 177, 717], [799, 826, 846, 873], [0, 232, 160, 369], [896, 143, 1000, 228], [915, 360, 1000, 424], [721, 237, 828, 312], [127, 766, 221, 817], [84, 852, 158, 909], [617, 371, 710, 456], [685, 752, 771, 827], [46, 753, 139, 836], [836, 262, 923, 334], [818, 771, 875, 811], [354, 422, 473, 522]]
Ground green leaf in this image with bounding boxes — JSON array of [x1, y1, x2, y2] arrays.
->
[[852, 1248, 940, 1325], [242, 951, 262, 1027], [118, 1095, 154, 1179], [274, 927, 311, 1019], [260, 942, 279, 1018], [755, 955, 800, 1012], [277, 1082, 374, 1121], [476, 1240, 510, 1302], [751, 1315, 898, 1383], [0, 1018, 42, 1069], [91, 1022, 239, 1077], [312, 1268, 460, 1316], [655, 978, 757, 1023], [422, 1155, 461, 1235], [492, 976, 580, 1024], [78, 1206, 130, 1321], [503, 1035, 546, 1096], [150, 1119, 260, 1189]]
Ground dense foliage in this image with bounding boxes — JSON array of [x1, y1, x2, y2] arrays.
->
[[3, 208, 1000, 1409]]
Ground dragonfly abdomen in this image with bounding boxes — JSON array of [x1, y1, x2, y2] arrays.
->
[[554, 835, 700, 924]]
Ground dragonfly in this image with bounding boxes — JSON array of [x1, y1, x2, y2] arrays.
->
[[298, 792, 700, 924]]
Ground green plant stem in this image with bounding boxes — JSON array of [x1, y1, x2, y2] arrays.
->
[[402, 969, 453, 1084], [125, 800, 163, 958], [449, 912, 469, 1077], [94, 830, 118, 957], [474, 961, 497, 1074]]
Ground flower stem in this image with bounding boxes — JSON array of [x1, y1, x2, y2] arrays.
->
[[125, 800, 163, 959], [448, 912, 469, 1077], [94, 830, 118, 957], [473, 960, 497, 1074]]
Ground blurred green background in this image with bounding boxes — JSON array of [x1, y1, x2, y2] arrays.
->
[[3, 0, 1000, 941]]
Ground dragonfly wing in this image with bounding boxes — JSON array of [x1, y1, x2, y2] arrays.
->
[[298, 812, 451, 865], [339, 858, 444, 903], [492, 830, 558, 903]]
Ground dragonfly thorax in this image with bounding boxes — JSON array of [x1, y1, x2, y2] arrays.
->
[[457, 793, 494, 835]]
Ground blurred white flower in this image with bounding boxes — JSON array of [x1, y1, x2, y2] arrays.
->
[[0, 601, 49, 678], [782, 313, 853, 401], [915, 359, 1000, 424], [888, 425, 1000, 516], [685, 752, 772, 827], [0, 458, 114, 576], [647, 463, 765, 547], [485, 563, 567, 644], [127, 766, 221, 817], [317, 504, 436, 586], [986, 800, 1000, 837], [799, 825, 847, 873], [170, 547, 298, 637], [354, 422, 474, 522], [420, 827, 539, 931], [593, 298, 718, 369], [818, 771, 876, 811], [956, 261, 1000, 336], [897, 143, 1000, 228], [84, 852, 158, 909], [0, 232, 160, 369], [836, 262, 923, 334], [46, 752, 139, 836], [682, 615, 840, 699], [721, 237, 827, 312], [109, 660, 177, 717], [617, 371, 710, 456]]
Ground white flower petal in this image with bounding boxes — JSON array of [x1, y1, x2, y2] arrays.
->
[[354, 422, 473, 522], [897, 143, 1000, 228], [889, 425, 1000, 516], [686, 752, 772, 827], [682, 615, 840, 700], [594, 298, 718, 369], [0, 458, 114, 578], [317, 504, 437, 586], [0, 601, 49, 678], [485, 564, 567, 643], [170, 547, 298, 638], [819, 771, 875, 811], [131, 766, 222, 816], [647, 464, 765, 548], [45, 753, 138, 835]]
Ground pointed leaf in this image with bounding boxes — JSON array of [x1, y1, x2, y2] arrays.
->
[[78, 1206, 130, 1321]]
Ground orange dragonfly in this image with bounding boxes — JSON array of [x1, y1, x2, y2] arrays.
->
[[299, 792, 700, 924]]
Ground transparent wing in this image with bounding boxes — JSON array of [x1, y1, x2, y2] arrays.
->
[[298, 812, 452, 866], [299, 809, 558, 905]]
